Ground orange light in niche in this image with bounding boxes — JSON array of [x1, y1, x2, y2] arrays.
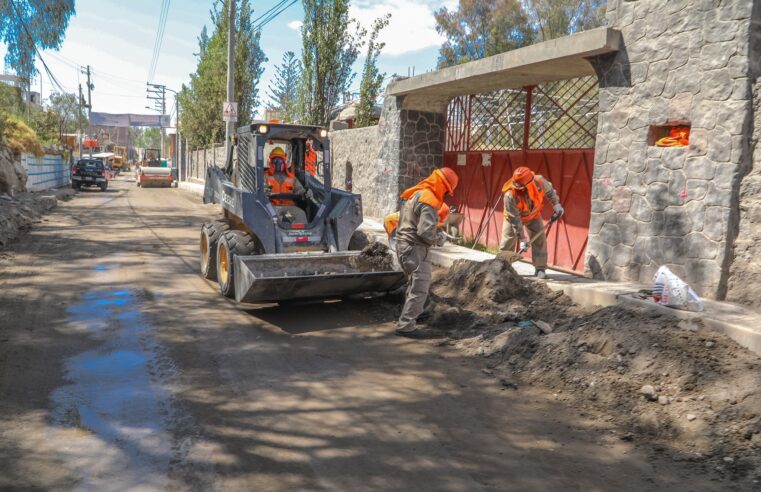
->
[[656, 126, 690, 147]]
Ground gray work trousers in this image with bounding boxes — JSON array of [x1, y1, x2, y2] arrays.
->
[[396, 241, 432, 332], [499, 218, 548, 269]]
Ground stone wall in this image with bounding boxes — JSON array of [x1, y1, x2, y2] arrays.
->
[[587, 0, 757, 299], [329, 125, 398, 219], [727, 2, 761, 306]]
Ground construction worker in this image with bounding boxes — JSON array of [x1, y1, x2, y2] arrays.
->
[[384, 203, 451, 251], [395, 167, 459, 339], [305, 140, 318, 176], [500, 166, 563, 279], [265, 146, 304, 207]]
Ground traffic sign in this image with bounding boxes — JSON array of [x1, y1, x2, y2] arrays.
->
[[223, 101, 238, 122]]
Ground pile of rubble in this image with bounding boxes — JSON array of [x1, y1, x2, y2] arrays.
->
[[427, 258, 761, 483], [0, 190, 72, 247]]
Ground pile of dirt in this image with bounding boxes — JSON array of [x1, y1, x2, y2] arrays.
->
[[427, 258, 761, 482], [428, 257, 580, 331], [0, 190, 73, 247], [354, 241, 394, 271]]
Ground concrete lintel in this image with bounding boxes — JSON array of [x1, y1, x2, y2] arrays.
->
[[388, 27, 621, 112]]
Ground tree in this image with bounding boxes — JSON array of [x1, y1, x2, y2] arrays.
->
[[47, 92, 85, 142], [178, 0, 267, 147], [0, 0, 76, 84], [355, 15, 390, 128], [267, 51, 302, 121], [523, 0, 606, 41], [298, 0, 364, 126], [434, 0, 534, 68], [434, 0, 605, 68], [134, 127, 161, 149]]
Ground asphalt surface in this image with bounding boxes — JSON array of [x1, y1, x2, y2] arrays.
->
[[0, 177, 722, 491]]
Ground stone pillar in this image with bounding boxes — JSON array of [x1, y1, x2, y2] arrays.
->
[[727, 4, 761, 306], [587, 0, 757, 299], [378, 92, 446, 204]]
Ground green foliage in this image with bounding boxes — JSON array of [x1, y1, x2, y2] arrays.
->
[[267, 51, 302, 121], [435, 0, 534, 68], [1, 113, 43, 156], [524, 0, 606, 41], [0, 0, 75, 83], [133, 127, 161, 149], [46, 92, 85, 142], [355, 15, 390, 128], [435, 0, 605, 68], [0, 83, 24, 115], [178, 0, 267, 147], [298, 0, 364, 126]]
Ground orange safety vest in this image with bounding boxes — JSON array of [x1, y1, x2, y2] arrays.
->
[[266, 168, 297, 206], [502, 177, 546, 223], [305, 148, 317, 176]]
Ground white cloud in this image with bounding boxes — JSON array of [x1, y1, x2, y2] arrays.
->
[[287, 20, 303, 31], [349, 0, 451, 56]]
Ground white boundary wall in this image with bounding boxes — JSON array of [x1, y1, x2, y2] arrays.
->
[[22, 154, 69, 191]]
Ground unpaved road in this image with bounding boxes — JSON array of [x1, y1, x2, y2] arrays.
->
[[0, 177, 725, 491]]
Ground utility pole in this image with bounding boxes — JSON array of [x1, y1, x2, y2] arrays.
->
[[224, 0, 236, 163], [78, 83, 84, 158], [146, 82, 167, 157], [81, 65, 93, 118]]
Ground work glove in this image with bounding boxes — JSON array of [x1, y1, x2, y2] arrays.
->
[[435, 231, 447, 247], [304, 189, 315, 202], [552, 203, 564, 220], [519, 240, 529, 253]]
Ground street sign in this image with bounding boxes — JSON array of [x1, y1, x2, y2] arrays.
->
[[223, 101, 238, 122]]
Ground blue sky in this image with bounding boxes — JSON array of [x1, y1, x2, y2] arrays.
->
[[1, 0, 457, 121]]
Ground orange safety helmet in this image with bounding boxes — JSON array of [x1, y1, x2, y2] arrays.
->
[[512, 166, 535, 188], [436, 167, 459, 194]]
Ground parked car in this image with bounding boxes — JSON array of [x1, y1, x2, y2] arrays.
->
[[71, 158, 109, 191]]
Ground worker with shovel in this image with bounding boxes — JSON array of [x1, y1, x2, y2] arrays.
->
[[499, 167, 563, 279], [394, 167, 459, 339]]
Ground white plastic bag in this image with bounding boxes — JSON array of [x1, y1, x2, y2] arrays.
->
[[652, 266, 704, 312]]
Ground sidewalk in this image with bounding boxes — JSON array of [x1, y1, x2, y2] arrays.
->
[[360, 218, 761, 357]]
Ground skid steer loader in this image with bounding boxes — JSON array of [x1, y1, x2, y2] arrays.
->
[[200, 122, 405, 303]]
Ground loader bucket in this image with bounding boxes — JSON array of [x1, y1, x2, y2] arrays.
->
[[233, 251, 406, 303]]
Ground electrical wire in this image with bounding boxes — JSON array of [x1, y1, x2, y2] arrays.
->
[[147, 0, 171, 83], [253, 0, 298, 31]]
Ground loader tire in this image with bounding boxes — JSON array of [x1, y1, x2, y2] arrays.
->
[[200, 220, 230, 281], [216, 230, 256, 299]]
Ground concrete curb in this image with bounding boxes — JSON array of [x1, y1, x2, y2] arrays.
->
[[178, 181, 205, 196], [359, 218, 761, 357]]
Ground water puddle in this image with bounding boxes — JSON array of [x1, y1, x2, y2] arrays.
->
[[50, 288, 179, 490]]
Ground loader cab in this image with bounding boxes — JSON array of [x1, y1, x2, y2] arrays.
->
[[234, 123, 332, 228]]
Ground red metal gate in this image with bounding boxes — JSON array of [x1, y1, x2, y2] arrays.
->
[[444, 76, 598, 272]]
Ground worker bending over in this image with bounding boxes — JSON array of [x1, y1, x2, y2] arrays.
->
[[500, 166, 563, 279], [395, 167, 459, 339]]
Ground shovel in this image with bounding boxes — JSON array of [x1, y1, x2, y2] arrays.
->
[[498, 213, 560, 264]]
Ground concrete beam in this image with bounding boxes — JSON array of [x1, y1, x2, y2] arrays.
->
[[388, 27, 621, 112]]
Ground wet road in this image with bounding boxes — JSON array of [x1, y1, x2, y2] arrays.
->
[[0, 177, 719, 491]]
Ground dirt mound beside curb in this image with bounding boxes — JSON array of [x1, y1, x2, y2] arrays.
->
[[0, 189, 73, 247], [426, 258, 761, 483]]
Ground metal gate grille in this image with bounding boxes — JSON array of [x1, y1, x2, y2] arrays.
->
[[443, 75, 598, 273]]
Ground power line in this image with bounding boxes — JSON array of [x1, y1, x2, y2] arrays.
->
[[253, 0, 298, 31], [147, 0, 171, 83]]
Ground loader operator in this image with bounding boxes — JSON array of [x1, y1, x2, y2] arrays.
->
[[265, 146, 310, 224], [265, 146, 304, 206], [500, 166, 563, 279], [394, 167, 459, 339]]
